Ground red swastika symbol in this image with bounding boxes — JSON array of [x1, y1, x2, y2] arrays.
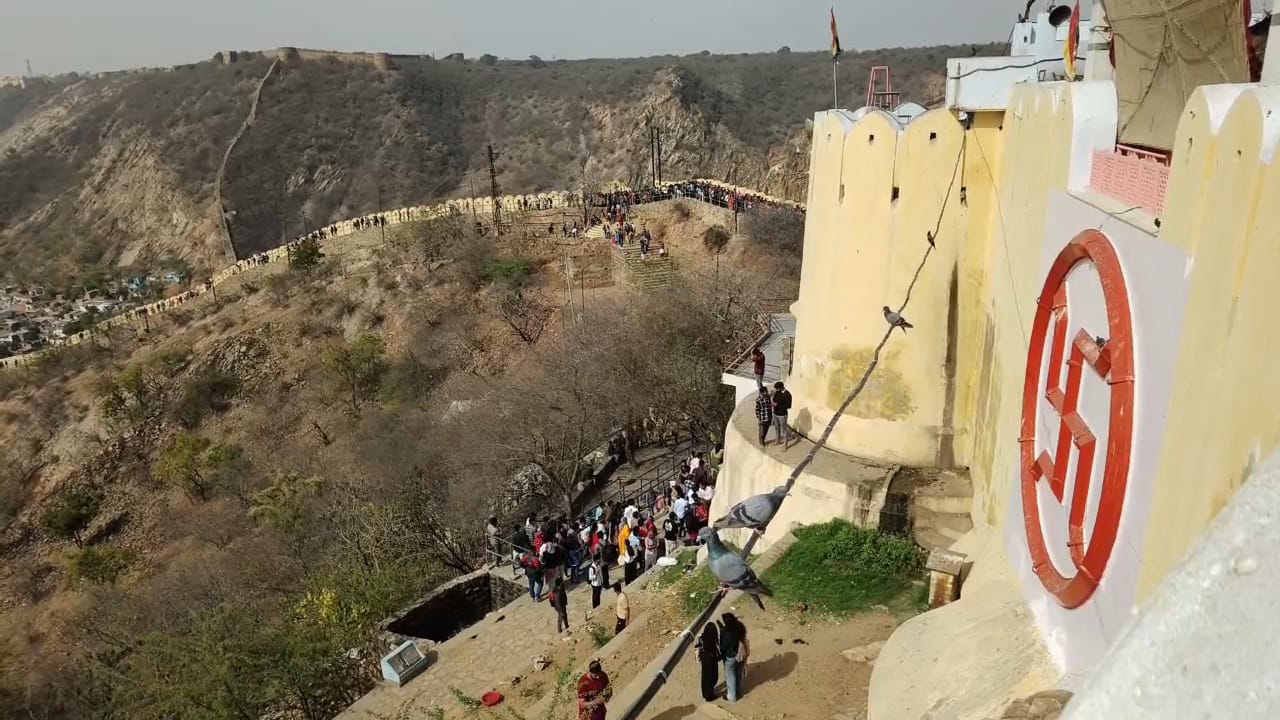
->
[[1019, 229, 1135, 609]]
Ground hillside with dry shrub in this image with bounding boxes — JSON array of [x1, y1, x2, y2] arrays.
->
[[0, 44, 994, 287], [0, 198, 801, 719]]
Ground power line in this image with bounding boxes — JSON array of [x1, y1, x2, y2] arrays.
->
[[950, 54, 1086, 80], [619, 130, 972, 720]]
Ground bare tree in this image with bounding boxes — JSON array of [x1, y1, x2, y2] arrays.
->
[[496, 289, 551, 344]]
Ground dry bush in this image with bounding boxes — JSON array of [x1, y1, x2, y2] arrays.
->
[[671, 200, 693, 222]]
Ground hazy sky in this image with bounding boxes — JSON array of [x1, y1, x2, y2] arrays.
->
[[1, 0, 1020, 77]]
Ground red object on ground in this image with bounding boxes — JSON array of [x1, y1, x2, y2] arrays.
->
[[481, 691, 504, 707]]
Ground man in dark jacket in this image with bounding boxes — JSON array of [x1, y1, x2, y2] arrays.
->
[[771, 381, 793, 447], [754, 386, 773, 446]]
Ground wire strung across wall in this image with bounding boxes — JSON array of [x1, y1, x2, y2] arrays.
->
[[617, 130, 971, 720]]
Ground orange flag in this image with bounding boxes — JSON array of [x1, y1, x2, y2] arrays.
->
[[1064, 1, 1081, 79], [830, 8, 843, 60]]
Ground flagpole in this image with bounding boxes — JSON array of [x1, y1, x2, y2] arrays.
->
[[832, 58, 839, 108]]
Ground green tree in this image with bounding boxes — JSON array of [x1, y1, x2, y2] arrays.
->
[[478, 53, 498, 65], [172, 370, 239, 428], [154, 434, 243, 501], [324, 334, 387, 414], [97, 364, 156, 428], [249, 472, 324, 532], [68, 546, 136, 584], [702, 225, 731, 255], [290, 236, 325, 273], [40, 485, 102, 546]]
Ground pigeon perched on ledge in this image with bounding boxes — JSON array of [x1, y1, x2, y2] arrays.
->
[[883, 306, 912, 332], [713, 485, 789, 536], [699, 526, 771, 610]]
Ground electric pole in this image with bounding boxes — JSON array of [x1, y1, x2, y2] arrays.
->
[[377, 178, 386, 245], [25, 59, 32, 78], [648, 120, 657, 187], [469, 176, 478, 224], [655, 126, 665, 188], [487, 144, 501, 238]]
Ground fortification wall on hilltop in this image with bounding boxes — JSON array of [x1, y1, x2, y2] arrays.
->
[[216, 47, 407, 70], [0, 179, 776, 371]]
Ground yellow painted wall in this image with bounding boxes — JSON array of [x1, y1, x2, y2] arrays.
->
[[788, 109, 968, 467], [958, 85, 1081, 526], [1137, 86, 1280, 595], [790, 82, 1280, 605]]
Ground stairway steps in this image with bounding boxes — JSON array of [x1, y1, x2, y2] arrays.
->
[[911, 507, 973, 553]]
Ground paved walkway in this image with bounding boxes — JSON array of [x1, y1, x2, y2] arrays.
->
[[338, 574, 601, 718]]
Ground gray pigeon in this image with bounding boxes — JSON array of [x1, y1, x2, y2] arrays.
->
[[883, 306, 913, 332], [698, 526, 771, 610], [713, 485, 789, 535]]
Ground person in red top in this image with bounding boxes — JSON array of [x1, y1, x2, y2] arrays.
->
[[750, 347, 766, 389], [577, 660, 612, 720], [533, 528, 545, 555]]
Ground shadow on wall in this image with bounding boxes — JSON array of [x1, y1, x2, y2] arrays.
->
[[793, 407, 814, 437]]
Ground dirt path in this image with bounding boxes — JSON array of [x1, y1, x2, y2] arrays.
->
[[639, 603, 903, 720]]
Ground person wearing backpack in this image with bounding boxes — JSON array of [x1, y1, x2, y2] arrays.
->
[[718, 613, 750, 701], [662, 513, 679, 558], [550, 577, 570, 633], [588, 554, 604, 609], [520, 552, 544, 601], [539, 536, 563, 585]]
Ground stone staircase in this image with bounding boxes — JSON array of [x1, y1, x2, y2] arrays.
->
[[608, 240, 674, 290], [883, 467, 975, 554]]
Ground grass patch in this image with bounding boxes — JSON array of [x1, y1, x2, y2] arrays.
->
[[650, 549, 698, 590], [587, 621, 611, 648], [657, 545, 738, 620], [483, 257, 533, 287], [762, 520, 924, 616], [679, 565, 720, 619]]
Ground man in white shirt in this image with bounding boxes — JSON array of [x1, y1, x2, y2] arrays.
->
[[623, 504, 639, 529], [697, 484, 715, 503], [673, 496, 690, 538], [485, 517, 502, 567], [673, 496, 689, 523]]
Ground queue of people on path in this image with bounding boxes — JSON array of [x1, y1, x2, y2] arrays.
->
[[591, 181, 803, 218], [492, 441, 770, 714], [496, 447, 722, 634]]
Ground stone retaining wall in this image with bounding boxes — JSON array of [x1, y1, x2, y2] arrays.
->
[[383, 569, 525, 643]]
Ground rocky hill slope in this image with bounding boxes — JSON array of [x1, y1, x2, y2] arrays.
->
[[0, 195, 805, 719], [0, 44, 995, 285]]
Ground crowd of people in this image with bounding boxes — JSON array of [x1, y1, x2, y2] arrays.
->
[[491, 446, 724, 613], [590, 180, 803, 218], [479, 439, 775, 715]]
